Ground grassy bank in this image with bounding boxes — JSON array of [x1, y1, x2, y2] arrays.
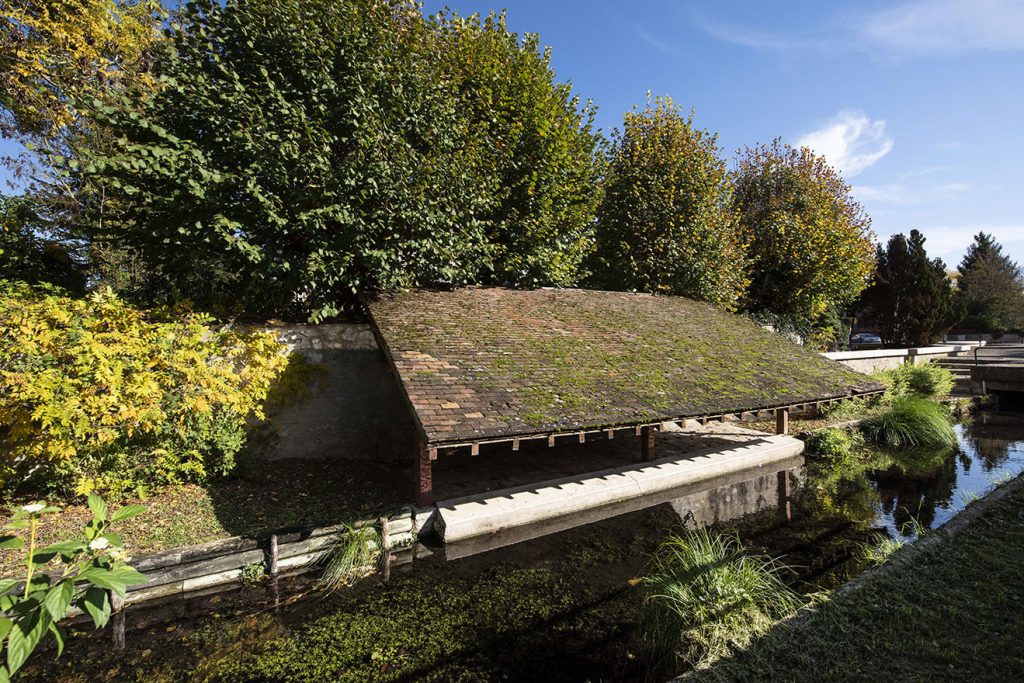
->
[[1, 459, 405, 578], [693, 475, 1024, 681]]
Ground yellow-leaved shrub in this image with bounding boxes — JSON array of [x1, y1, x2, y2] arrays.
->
[[0, 280, 288, 496]]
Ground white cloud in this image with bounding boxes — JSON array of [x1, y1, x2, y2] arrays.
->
[[689, 0, 1024, 58], [861, 0, 1024, 57], [797, 111, 894, 177], [635, 24, 686, 57], [854, 181, 971, 204]]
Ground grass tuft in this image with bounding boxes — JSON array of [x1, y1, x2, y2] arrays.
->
[[859, 397, 957, 450], [858, 533, 905, 567], [874, 363, 955, 399], [315, 522, 380, 591], [639, 527, 799, 671]]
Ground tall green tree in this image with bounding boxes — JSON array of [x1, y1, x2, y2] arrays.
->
[[956, 232, 1024, 332], [589, 97, 747, 308], [431, 10, 605, 288], [78, 1, 604, 319], [859, 230, 957, 346], [733, 139, 875, 322]]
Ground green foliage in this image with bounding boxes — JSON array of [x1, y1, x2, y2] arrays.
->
[[238, 562, 267, 586], [0, 496, 146, 679], [955, 232, 1024, 333], [590, 96, 747, 308], [860, 397, 957, 450], [733, 139, 876, 322], [0, 281, 288, 497], [640, 527, 799, 670], [316, 522, 380, 592], [875, 362, 955, 399], [0, 196, 85, 295], [857, 532, 905, 567], [805, 427, 857, 460], [80, 0, 603, 320], [430, 10, 606, 288], [858, 230, 958, 346]]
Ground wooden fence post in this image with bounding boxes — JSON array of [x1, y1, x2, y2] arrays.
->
[[775, 407, 790, 435]]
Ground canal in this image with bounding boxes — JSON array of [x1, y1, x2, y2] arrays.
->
[[27, 412, 1024, 682]]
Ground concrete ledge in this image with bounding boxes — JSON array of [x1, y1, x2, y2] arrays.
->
[[434, 433, 805, 544]]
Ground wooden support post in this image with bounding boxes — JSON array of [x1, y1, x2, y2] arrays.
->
[[775, 407, 790, 435], [777, 470, 792, 521], [415, 439, 434, 507], [640, 426, 656, 462]]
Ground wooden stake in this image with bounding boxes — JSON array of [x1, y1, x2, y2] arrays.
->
[[267, 533, 279, 577], [777, 470, 792, 521], [110, 591, 125, 650]]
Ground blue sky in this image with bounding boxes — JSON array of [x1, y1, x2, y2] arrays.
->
[[4, 0, 1021, 269], [422, 0, 1023, 268]]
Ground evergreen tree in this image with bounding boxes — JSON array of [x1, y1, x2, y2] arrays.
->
[[859, 230, 957, 346], [956, 232, 1024, 332]]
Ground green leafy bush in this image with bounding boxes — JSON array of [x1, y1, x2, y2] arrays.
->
[[0, 281, 288, 497], [859, 397, 957, 450], [805, 427, 857, 460], [640, 528, 798, 670], [874, 363, 955, 399]]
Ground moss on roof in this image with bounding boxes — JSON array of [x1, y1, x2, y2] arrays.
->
[[368, 287, 883, 446]]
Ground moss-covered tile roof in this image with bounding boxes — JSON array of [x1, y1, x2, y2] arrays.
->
[[368, 287, 884, 447]]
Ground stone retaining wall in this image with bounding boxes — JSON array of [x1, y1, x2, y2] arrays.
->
[[823, 344, 981, 374], [258, 323, 416, 461]]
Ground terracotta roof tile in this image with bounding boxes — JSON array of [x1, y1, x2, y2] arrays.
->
[[368, 287, 884, 447]]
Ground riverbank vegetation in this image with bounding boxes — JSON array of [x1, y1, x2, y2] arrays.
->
[[691, 476, 1024, 682], [640, 528, 798, 671]]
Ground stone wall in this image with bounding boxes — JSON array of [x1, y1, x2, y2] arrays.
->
[[823, 344, 981, 374], [259, 323, 416, 462]]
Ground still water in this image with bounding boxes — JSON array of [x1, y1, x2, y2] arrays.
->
[[28, 412, 1024, 682]]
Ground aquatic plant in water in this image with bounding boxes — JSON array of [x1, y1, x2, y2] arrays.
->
[[640, 527, 799, 671], [860, 397, 957, 450], [315, 522, 380, 591], [858, 533, 905, 567]]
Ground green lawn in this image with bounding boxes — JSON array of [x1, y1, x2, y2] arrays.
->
[[694, 477, 1024, 682], [1, 458, 406, 578]]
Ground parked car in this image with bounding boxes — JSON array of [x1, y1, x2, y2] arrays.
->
[[850, 332, 882, 348]]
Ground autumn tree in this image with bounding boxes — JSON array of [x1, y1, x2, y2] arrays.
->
[[430, 10, 605, 287], [956, 232, 1024, 332], [590, 97, 747, 308], [733, 140, 875, 322], [0, 0, 163, 229], [858, 230, 957, 346]]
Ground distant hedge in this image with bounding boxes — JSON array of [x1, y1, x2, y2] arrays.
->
[[0, 281, 288, 497]]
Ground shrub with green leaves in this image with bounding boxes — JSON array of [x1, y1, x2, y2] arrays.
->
[[640, 528, 798, 671], [805, 427, 857, 461], [0, 495, 146, 680], [859, 397, 957, 450], [875, 363, 955, 399], [0, 281, 288, 497]]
